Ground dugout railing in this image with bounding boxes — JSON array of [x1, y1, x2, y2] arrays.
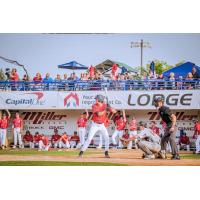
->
[[0, 79, 200, 91]]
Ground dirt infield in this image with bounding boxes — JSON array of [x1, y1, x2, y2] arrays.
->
[[0, 149, 200, 166]]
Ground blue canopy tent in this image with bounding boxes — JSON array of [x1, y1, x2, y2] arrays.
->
[[58, 61, 88, 70], [163, 62, 200, 78]]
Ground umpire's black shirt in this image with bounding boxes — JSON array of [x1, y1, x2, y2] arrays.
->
[[159, 106, 173, 127]]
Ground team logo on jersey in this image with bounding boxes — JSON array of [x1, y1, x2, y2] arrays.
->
[[64, 92, 79, 108]]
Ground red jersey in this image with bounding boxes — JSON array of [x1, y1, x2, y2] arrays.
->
[[180, 136, 190, 144], [92, 103, 110, 124], [51, 134, 61, 142], [60, 134, 69, 144], [151, 126, 160, 135], [41, 136, 49, 146], [89, 66, 95, 77], [33, 77, 42, 82], [70, 135, 80, 142], [112, 64, 118, 73], [23, 134, 33, 142], [104, 118, 110, 128], [122, 133, 129, 140], [77, 117, 87, 127], [11, 72, 19, 81], [116, 118, 126, 130], [195, 123, 200, 134], [33, 134, 42, 142], [13, 117, 23, 128], [0, 116, 10, 129], [129, 119, 137, 131], [113, 115, 121, 124]]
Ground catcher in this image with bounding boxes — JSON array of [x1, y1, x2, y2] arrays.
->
[[122, 121, 161, 159]]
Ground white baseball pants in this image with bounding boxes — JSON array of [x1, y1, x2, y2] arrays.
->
[[38, 140, 50, 151], [139, 140, 161, 154], [14, 128, 23, 147], [112, 130, 124, 147], [196, 135, 200, 153], [59, 141, 70, 149], [52, 141, 59, 148], [97, 133, 103, 148], [78, 127, 86, 146], [0, 129, 7, 146], [81, 122, 109, 152], [22, 142, 34, 148]]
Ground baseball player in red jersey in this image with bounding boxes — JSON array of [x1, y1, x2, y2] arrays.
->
[[51, 129, 61, 148], [22, 130, 34, 148], [33, 132, 42, 148], [79, 95, 116, 158], [0, 110, 11, 149], [112, 110, 127, 148], [12, 112, 23, 148], [193, 120, 200, 154], [120, 129, 133, 149], [150, 121, 160, 136], [70, 131, 81, 148], [96, 115, 111, 149], [59, 132, 70, 149], [128, 116, 137, 149], [38, 134, 50, 151], [76, 110, 89, 147]]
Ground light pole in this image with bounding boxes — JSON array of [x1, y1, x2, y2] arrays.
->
[[131, 39, 151, 74]]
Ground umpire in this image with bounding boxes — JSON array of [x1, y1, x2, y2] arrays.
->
[[154, 97, 180, 160]]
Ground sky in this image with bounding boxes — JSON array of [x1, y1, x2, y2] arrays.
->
[[0, 33, 200, 78]]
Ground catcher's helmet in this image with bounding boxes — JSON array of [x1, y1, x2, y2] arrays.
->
[[95, 94, 105, 103]]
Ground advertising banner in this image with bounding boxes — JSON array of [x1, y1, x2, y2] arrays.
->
[[0, 90, 199, 110]]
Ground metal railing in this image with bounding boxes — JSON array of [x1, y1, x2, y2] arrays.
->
[[0, 79, 199, 91]]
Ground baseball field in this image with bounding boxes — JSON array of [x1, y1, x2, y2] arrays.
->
[[0, 149, 200, 166]]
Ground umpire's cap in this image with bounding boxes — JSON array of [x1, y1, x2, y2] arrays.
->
[[138, 121, 147, 127], [95, 94, 105, 102], [154, 97, 164, 104]]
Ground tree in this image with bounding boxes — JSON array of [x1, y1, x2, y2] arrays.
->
[[146, 60, 173, 75], [0, 68, 6, 80]]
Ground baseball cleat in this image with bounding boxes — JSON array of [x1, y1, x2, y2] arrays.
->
[[171, 155, 180, 160], [144, 154, 155, 160], [104, 151, 110, 158], [158, 151, 167, 159], [12, 145, 16, 149]]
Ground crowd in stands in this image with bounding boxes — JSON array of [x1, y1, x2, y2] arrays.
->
[[1, 63, 200, 91]]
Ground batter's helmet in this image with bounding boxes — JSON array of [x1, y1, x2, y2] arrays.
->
[[95, 94, 105, 103], [154, 97, 164, 103]]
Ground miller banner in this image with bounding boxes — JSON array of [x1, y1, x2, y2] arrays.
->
[[0, 90, 199, 110]]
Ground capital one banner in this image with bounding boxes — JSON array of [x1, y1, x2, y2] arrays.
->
[[0, 90, 199, 110]]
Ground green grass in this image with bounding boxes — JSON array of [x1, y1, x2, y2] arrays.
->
[[180, 154, 200, 159], [0, 161, 127, 166], [0, 149, 101, 156]]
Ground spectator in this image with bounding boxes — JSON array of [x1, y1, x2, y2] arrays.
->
[[63, 74, 68, 80], [167, 72, 175, 89], [89, 65, 95, 79], [33, 73, 42, 82], [22, 130, 34, 148], [157, 74, 165, 90], [112, 64, 118, 77], [121, 66, 128, 74], [192, 65, 200, 79], [10, 68, 19, 81], [59, 132, 70, 149], [185, 72, 194, 89], [38, 134, 50, 151], [178, 131, 190, 151], [51, 129, 61, 148], [22, 74, 30, 91], [43, 73, 53, 82], [55, 74, 63, 90], [70, 131, 81, 148]]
